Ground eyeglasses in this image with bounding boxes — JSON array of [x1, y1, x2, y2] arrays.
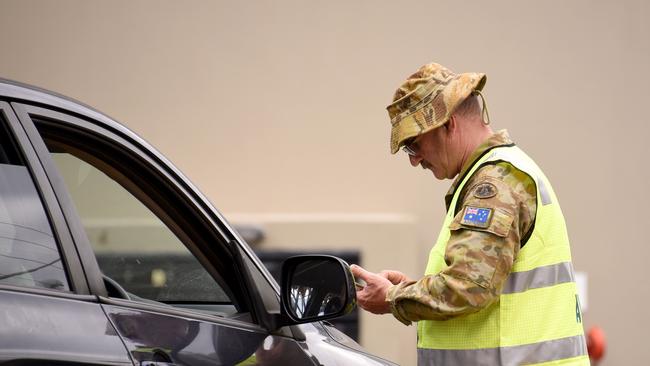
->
[[402, 137, 420, 156]]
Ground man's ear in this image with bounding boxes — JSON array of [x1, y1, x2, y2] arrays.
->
[[446, 115, 457, 133]]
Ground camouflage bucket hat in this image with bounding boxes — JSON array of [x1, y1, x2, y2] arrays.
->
[[387, 62, 487, 154]]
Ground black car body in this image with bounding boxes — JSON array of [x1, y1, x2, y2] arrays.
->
[[0, 79, 397, 366]]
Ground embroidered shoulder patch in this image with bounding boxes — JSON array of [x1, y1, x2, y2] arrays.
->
[[473, 182, 497, 199], [461, 206, 493, 228]]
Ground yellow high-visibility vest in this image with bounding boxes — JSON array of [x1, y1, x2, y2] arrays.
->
[[418, 145, 589, 366]]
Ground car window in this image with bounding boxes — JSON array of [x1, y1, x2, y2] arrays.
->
[[47, 149, 231, 305], [0, 114, 69, 291]]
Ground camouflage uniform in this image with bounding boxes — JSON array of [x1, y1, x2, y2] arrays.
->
[[386, 130, 537, 325]]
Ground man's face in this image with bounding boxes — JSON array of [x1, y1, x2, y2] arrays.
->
[[406, 124, 456, 180]]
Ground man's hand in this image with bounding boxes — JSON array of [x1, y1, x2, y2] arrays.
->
[[350, 264, 393, 314], [379, 269, 412, 285]]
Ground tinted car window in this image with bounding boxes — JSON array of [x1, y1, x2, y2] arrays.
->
[[0, 115, 69, 291], [48, 150, 231, 304]]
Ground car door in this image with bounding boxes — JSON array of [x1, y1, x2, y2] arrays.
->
[[0, 102, 132, 365], [11, 102, 319, 366]]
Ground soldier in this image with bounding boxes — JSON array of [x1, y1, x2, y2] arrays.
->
[[351, 62, 589, 365]]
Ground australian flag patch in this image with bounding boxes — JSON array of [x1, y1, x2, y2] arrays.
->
[[461, 206, 493, 228]]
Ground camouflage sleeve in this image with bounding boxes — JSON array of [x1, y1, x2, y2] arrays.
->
[[386, 162, 537, 325]]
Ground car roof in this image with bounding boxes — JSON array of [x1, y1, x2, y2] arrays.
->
[[0, 78, 262, 274], [0, 77, 133, 133], [0, 77, 199, 199], [0, 77, 182, 178]]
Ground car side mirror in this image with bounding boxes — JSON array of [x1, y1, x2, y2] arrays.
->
[[280, 255, 356, 324]]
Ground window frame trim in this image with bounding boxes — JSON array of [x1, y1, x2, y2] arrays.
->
[[0, 101, 87, 295]]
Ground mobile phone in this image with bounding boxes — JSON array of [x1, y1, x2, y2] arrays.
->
[[355, 279, 366, 290]]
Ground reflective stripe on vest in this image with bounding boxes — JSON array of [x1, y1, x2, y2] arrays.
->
[[417, 145, 588, 366], [418, 334, 587, 366], [502, 261, 574, 294]]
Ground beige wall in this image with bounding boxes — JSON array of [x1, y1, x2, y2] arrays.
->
[[2, 1, 649, 364]]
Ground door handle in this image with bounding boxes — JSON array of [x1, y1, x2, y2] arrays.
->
[[140, 362, 177, 366]]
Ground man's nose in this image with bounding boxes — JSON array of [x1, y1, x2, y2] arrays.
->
[[409, 154, 422, 167]]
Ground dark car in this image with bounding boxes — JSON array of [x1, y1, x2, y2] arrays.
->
[[0, 79, 397, 366]]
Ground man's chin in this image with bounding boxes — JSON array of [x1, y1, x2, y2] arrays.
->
[[425, 166, 445, 180]]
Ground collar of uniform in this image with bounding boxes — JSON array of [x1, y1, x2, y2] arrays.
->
[[444, 130, 514, 210]]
